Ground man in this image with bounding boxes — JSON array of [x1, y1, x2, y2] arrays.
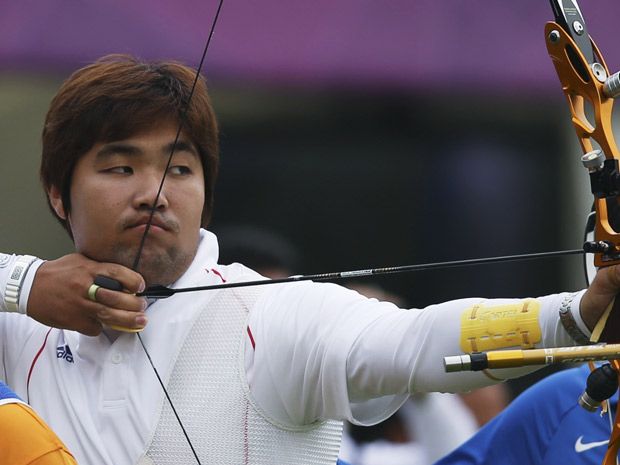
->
[[1, 54, 618, 465]]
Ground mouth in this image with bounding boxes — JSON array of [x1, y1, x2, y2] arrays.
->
[[129, 223, 165, 234], [126, 216, 172, 234]]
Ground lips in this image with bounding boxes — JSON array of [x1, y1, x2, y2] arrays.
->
[[126, 215, 172, 232]]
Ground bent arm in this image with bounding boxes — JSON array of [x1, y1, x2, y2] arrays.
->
[[0, 252, 147, 335]]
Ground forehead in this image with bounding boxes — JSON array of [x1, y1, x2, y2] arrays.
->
[[90, 121, 198, 159], [102, 118, 181, 144]]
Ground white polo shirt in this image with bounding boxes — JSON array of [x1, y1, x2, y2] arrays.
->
[[0, 230, 579, 465]]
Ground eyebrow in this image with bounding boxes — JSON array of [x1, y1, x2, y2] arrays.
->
[[164, 141, 198, 157], [95, 140, 199, 159]]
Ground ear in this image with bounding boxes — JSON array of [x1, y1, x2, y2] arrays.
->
[[48, 185, 67, 220]]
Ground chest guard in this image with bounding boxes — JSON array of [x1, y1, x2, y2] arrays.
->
[[144, 287, 343, 464]]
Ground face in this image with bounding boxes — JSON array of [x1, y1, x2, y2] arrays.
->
[[48, 121, 205, 286]]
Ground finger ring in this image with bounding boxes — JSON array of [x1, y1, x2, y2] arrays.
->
[[87, 284, 100, 302]]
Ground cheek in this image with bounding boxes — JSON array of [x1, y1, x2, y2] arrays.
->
[[181, 183, 206, 224], [69, 185, 123, 247], [196, 189, 207, 224]]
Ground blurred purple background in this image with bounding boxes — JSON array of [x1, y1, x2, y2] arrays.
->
[[3, 1, 620, 92]]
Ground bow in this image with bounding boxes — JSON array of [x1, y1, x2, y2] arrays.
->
[[545, 1, 620, 463]]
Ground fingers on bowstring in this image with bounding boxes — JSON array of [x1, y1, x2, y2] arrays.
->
[[91, 287, 148, 329], [95, 305, 148, 331], [93, 286, 147, 313]]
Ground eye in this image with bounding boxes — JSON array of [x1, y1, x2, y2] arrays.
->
[[169, 165, 192, 175], [104, 166, 133, 174]]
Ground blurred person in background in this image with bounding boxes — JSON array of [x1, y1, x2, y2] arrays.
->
[[216, 225, 302, 279], [433, 364, 615, 465]]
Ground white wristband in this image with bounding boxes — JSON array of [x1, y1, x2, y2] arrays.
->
[[19, 259, 44, 315], [4, 255, 37, 313]]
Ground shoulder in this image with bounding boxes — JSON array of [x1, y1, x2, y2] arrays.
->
[[209, 262, 265, 283]]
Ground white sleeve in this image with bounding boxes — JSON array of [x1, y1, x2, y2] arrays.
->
[[247, 281, 576, 428], [0, 253, 45, 314]]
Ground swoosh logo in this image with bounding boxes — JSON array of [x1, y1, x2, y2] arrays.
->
[[575, 435, 609, 453]]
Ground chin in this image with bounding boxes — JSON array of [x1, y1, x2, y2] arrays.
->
[[137, 248, 193, 287]]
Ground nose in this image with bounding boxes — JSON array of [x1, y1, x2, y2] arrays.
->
[[133, 172, 169, 212]]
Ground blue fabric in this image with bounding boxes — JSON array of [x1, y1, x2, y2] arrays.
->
[[0, 380, 21, 402], [435, 365, 617, 465], [336, 460, 351, 465]]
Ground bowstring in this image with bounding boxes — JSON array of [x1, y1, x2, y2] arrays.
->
[[131, 1, 225, 464], [132, 0, 223, 271]]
